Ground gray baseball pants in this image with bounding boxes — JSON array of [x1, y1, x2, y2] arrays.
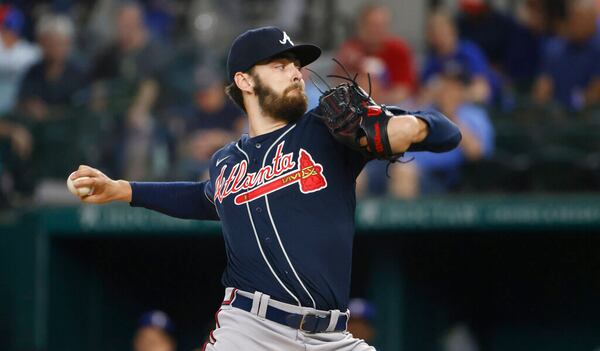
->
[[202, 288, 375, 351]]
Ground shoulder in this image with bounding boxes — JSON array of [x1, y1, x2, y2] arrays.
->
[[292, 109, 337, 144], [299, 107, 329, 130], [208, 140, 242, 175], [211, 141, 240, 162]]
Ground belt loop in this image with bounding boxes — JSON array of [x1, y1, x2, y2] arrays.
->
[[258, 293, 270, 319], [222, 288, 237, 305], [326, 309, 340, 332], [250, 292, 262, 315], [343, 309, 350, 330], [223, 288, 233, 301]]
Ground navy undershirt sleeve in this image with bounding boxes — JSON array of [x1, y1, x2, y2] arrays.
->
[[387, 107, 462, 153], [129, 181, 219, 220]]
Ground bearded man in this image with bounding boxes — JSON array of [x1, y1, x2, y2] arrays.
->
[[68, 27, 461, 351]]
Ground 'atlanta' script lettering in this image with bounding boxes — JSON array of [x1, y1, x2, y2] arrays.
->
[[214, 142, 296, 203]]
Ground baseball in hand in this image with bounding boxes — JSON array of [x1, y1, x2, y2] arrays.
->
[[67, 173, 93, 197]]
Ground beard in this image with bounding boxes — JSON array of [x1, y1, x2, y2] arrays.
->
[[253, 74, 308, 123]]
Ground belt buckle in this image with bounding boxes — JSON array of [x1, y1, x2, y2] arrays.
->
[[299, 313, 311, 333], [299, 312, 325, 333]]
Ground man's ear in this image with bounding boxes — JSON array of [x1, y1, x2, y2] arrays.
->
[[234, 72, 254, 94]]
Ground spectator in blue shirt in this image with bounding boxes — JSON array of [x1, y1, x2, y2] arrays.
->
[[390, 65, 495, 197], [533, 0, 600, 110], [457, 0, 544, 92], [456, 0, 513, 68], [168, 66, 244, 180], [421, 10, 500, 105]]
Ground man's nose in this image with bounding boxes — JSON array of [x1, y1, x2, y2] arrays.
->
[[291, 65, 302, 82]]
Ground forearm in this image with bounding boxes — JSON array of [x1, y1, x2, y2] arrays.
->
[[387, 115, 429, 154], [130, 181, 219, 220], [386, 107, 462, 153]]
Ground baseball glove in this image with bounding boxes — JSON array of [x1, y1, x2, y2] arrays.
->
[[309, 59, 401, 161]]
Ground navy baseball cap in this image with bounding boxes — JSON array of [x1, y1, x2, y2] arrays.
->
[[227, 26, 321, 83], [138, 310, 175, 335], [348, 298, 377, 322]]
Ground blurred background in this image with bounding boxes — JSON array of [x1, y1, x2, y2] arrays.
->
[[1, 0, 600, 350]]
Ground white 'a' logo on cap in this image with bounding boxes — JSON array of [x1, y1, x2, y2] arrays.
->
[[279, 31, 294, 45]]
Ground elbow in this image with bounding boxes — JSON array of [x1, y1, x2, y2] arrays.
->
[[430, 118, 462, 153], [448, 127, 462, 151], [406, 109, 463, 153]]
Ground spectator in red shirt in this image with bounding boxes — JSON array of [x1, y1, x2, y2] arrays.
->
[[334, 3, 416, 104]]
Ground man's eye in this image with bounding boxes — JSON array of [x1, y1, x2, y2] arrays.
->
[[275, 65, 284, 70]]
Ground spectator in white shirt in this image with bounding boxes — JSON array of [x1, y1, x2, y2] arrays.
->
[[0, 5, 40, 115]]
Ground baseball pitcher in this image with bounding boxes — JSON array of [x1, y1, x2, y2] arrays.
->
[[68, 27, 462, 351]]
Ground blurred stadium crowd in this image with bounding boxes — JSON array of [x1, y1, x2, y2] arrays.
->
[[0, 0, 600, 210]]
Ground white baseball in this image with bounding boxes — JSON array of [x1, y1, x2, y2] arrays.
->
[[66, 173, 93, 197]]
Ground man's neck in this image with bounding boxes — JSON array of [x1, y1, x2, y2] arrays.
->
[[247, 111, 289, 137]]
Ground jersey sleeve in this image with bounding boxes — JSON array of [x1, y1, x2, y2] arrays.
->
[[129, 181, 219, 220]]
